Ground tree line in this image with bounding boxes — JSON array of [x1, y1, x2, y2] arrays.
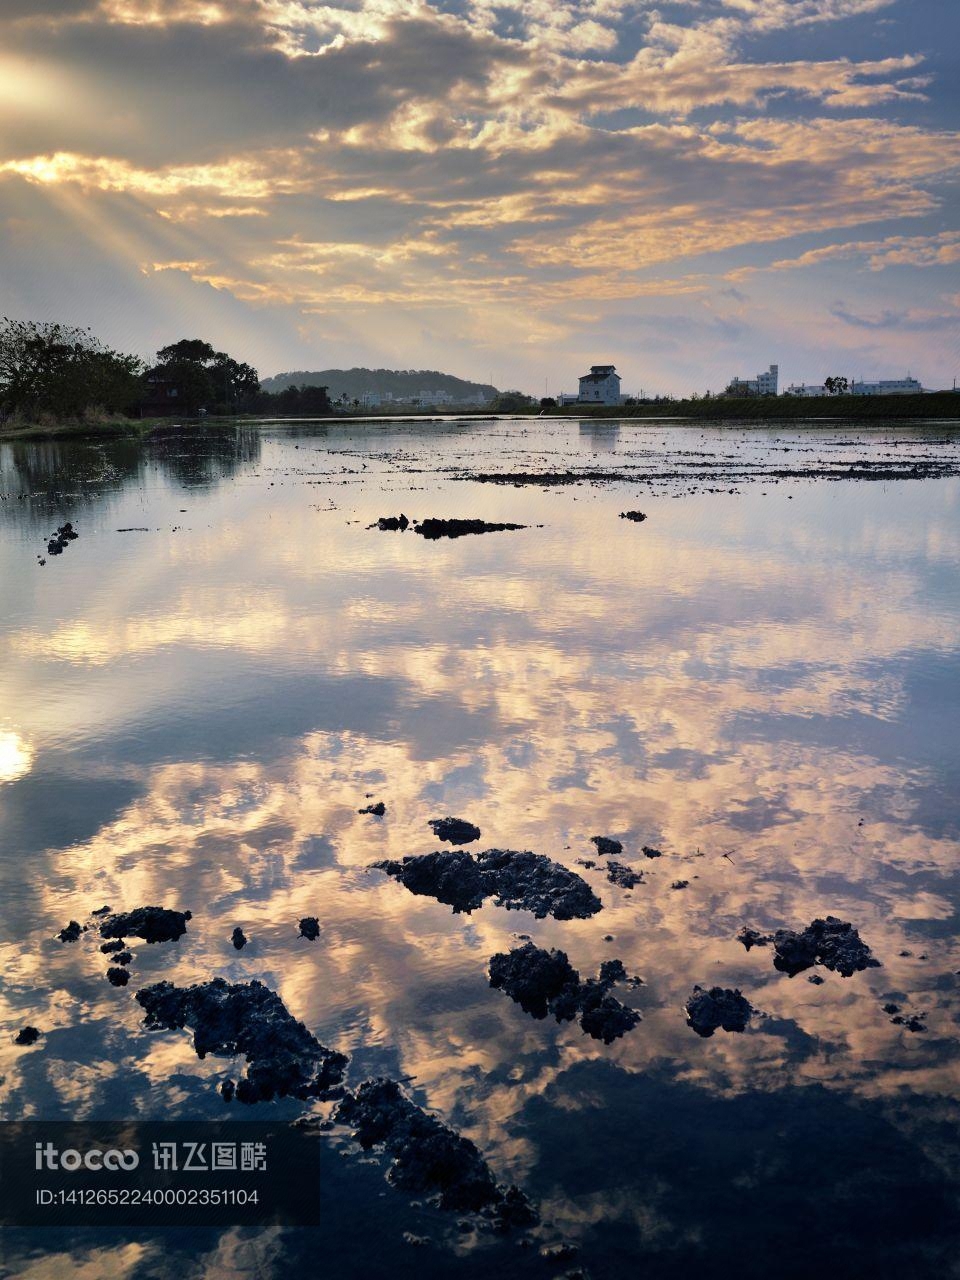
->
[[0, 319, 332, 425]]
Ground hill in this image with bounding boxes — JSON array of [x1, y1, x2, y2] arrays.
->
[[261, 367, 497, 404]]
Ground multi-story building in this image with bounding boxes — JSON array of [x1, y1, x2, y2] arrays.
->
[[851, 377, 922, 396], [578, 364, 621, 405], [727, 364, 779, 397]]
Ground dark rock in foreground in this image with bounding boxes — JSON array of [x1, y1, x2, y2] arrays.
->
[[15, 1026, 41, 1045], [298, 917, 320, 940], [489, 943, 641, 1044], [335, 1078, 537, 1225], [414, 518, 527, 540], [375, 849, 602, 919], [136, 978, 348, 1104], [590, 836, 622, 856], [107, 967, 130, 986], [359, 801, 386, 816], [429, 816, 481, 845], [57, 920, 83, 942], [100, 907, 191, 944], [231, 928, 247, 950], [619, 511, 647, 522], [685, 986, 754, 1037], [778, 917, 880, 977]]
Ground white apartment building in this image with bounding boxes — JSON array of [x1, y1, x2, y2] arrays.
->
[[578, 364, 621, 405], [728, 364, 779, 396], [851, 377, 922, 396]]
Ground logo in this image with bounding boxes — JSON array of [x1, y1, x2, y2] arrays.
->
[[35, 1143, 139, 1172]]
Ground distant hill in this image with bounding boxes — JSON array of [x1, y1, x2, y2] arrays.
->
[[261, 367, 497, 404]]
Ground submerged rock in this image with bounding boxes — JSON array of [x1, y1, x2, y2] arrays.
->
[[231, 928, 248, 950], [15, 1026, 41, 1045], [335, 1078, 537, 1224], [136, 977, 348, 1103], [590, 836, 622, 856], [359, 801, 386, 816], [606, 861, 643, 889], [685, 986, 754, 1037], [619, 511, 647, 522], [414, 518, 527, 540], [429, 816, 481, 845], [298, 917, 320, 941], [375, 849, 602, 920], [100, 907, 191, 944], [489, 943, 641, 1044], [57, 920, 84, 942]]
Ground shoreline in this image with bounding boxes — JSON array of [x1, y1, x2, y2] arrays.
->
[[2, 395, 960, 442]]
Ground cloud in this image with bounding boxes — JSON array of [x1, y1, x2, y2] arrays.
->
[[830, 303, 960, 331]]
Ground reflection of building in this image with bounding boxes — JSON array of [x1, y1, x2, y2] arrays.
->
[[578, 420, 620, 450], [727, 364, 779, 397], [851, 377, 922, 396], [578, 364, 621, 405]]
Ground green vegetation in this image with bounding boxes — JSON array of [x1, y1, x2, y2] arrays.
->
[[261, 366, 496, 404], [552, 393, 960, 422]]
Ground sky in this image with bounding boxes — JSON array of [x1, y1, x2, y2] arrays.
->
[[1, 0, 959, 395]]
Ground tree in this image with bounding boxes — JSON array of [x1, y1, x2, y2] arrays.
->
[[146, 338, 261, 413], [0, 318, 142, 421], [539, 396, 557, 409], [491, 390, 537, 412], [823, 376, 849, 396]]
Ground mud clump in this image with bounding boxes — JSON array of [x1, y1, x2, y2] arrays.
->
[[685, 986, 754, 1037], [15, 1026, 41, 1045], [107, 967, 130, 987], [606, 861, 643, 889], [619, 511, 647, 522], [46, 521, 79, 556], [231, 928, 248, 950], [590, 836, 622, 856], [738, 917, 880, 977], [489, 943, 641, 1044], [335, 1078, 537, 1225], [100, 907, 191, 944], [375, 515, 409, 531], [415, 518, 527, 540], [642, 846, 663, 859], [57, 920, 84, 942], [100, 939, 126, 954], [298, 917, 320, 941], [136, 977, 348, 1104], [359, 801, 386, 816], [429, 817, 481, 845], [375, 849, 602, 920]]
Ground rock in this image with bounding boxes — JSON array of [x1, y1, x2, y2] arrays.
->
[[91, 905, 112, 916], [15, 1026, 41, 1045], [113, 951, 133, 966], [99, 907, 191, 944], [540, 1242, 579, 1262], [136, 978, 348, 1103], [334, 1078, 537, 1224], [221, 1079, 236, 1103], [299, 917, 320, 940], [376, 515, 409, 531], [58, 521, 78, 541], [359, 801, 386, 816], [57, 920, 84, 942], [737, 927, 770, 950], [808, 974, 825, 985], [489, 943, 641, 1044], [402, 1233, 429, 1247], [590, 836, 622, 856], [685, 986, 754, 1037], [376, 849, 602, 920], [107, 967, 130, 986], [772, 917, 880, 977], [414, 518, 527, 540], [619, 511, 647, 522], [428, 817, 481, 845], [641, 845, 662, 858], [231, 927, 248, 950], [606, 862, 643, 889], [883, 1003, 901, 1015], [100, 938, 126, 954], [671, 880, 689, 890]]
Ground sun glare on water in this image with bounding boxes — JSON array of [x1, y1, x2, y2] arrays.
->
[[0, 730, 33, 783]]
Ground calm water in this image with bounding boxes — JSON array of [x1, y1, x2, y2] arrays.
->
[[1, 419, 959, 1279]]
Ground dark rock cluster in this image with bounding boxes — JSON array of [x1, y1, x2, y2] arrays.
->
[[429, 816, 481, 844], [685, 986, 754, 1037], [99, 907, 192, 944], [738, 917, 880, 978]]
